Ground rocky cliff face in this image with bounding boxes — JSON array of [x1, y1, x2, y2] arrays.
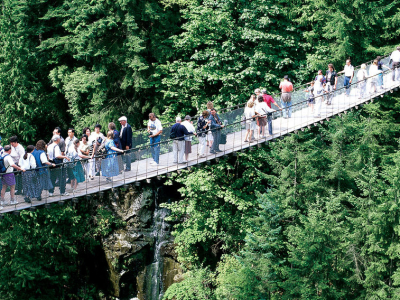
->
[[100, 182, 182, 300]]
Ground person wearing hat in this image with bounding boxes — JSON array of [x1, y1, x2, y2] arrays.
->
[[182, 115, 196, 162], [279, 75, 294, 118], [390, 46, 400, 82], [118, 116, 132, 171]]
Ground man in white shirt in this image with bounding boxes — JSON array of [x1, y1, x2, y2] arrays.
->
[[48, 135, 70, 197], [147, 113, 163, 165], [9, 135, 25, 195], [390, 46, 400, 82], [339, 59, 354, 96], [0, 145, 25, 207], [65, 128, 78, 157], [64, 128, 78, 184]]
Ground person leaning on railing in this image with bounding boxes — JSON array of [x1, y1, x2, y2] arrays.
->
[[32, 140, 55, 200], [47, 135, 70, 197], [0, 145, 25, 209], [18, 145, 40, 204]]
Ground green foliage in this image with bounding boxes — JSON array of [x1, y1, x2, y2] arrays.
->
[[0, 203, 121, 300], [163, 266, 215, 300], [164, 93, 400, 299]]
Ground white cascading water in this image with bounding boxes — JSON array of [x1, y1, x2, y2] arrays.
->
[[145, 188, 170, 300]]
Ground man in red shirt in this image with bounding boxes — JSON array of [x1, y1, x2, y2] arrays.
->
[[262, 90, 280, 136], [262, 89, 281, 110], [279, 75, 294, 118]]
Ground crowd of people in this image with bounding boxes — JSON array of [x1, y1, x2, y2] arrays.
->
[[0, 117, 134, 209], [1, 47, 400, 210]]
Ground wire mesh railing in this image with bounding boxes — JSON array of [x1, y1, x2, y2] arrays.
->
[[1, 58, 399, 213], [131, 54, 393, 147]]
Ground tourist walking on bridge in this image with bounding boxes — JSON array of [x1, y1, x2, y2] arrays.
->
[[325, 64, 337, 105], [206, 101, 214, 149], [9, 136, 25, 195], [357, 64, 368, 99], [171, 116, 191, 164], [369, 60, 380, 94], [279, 75, 293, 118], [48, 135, 70, 197], [339, 59, 354, 97], [244, 101, 257, 142], [182, 115, 196, 162], [148, 113, 163, 166], [19, 145, 40, 203], [197, 111, 209, 157], [118, 116, 132, 171], [32, 140, 54, 200], [49, 127, 66, 154], [208, 109, 224, 153], [109, 122, 124, 172], [314, 70, 326, 118], [101, 131, 124, 182], [390, 46, 400, 82], [305, 82, 315, 115], [1, 145, 25, 208], [377, 56, 390, 90]]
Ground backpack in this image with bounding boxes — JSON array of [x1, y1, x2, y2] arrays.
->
[[170, 125, 177, 139], [0, 154, 10, 173]]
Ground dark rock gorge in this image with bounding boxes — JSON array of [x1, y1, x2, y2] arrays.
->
[[90, 181, 183, 300]]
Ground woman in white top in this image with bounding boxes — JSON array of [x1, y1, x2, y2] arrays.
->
[[314, 70, 325, 118], [18, 145, 40, 203], [244, 101, 258, 142], [256, 96, 273, 138], [368, 60, 381, 94], [69, 139, 90, 191], [182, 116, 196, 162], [357, 64, 368, 99], [0, 145, 25, 207]]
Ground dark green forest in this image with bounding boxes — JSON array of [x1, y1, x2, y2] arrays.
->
[[1, 0, 400, 299]]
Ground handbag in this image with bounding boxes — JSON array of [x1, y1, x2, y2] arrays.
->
[[220, 132, 227, 145]]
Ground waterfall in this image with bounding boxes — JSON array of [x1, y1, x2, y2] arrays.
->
[[145, 189, 170, 300]]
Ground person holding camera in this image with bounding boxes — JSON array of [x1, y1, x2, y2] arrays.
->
[[147, 113, 163, 166]]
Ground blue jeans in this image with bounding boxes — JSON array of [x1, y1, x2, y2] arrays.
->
[[150, 135, 161, 164], [378, 73, 383, 87], [281, 101, 292, 118], [267, 113, 273, 135], [123, 151, 131, 171], [344, 76, 351, 95]]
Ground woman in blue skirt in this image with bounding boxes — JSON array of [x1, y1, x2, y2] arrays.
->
[[101, 131, 124, 182], [69, 139, 90, 192], [32, 140, 55, 201]]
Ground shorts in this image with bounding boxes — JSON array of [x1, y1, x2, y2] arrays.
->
[[184, 141, 192, 154], [2, 173, 16, 186], [258, 117, 267, 127]]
